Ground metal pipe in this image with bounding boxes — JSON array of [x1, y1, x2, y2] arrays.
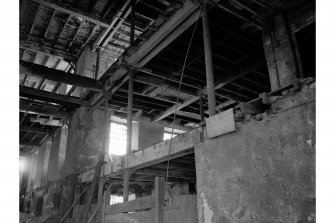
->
[[202, 1, 216, 116]]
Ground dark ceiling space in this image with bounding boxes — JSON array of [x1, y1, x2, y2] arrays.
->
[[20, 0, 315, 152]]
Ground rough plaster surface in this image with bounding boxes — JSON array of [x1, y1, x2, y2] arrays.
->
[[195, 88, 315, 223], [138, 121, 164, 150], [64, 106, 105, 175]]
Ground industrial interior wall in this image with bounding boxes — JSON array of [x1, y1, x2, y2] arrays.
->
[[195, 84, 315, 223], [63, 106, 106, 176]]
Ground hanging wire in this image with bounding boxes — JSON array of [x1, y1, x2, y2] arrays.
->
[[165, 3, 204, 187]]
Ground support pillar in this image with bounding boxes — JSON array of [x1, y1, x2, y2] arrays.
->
[[154, 176, 165, 223], [202, 1, 216, 116], [262, 9, 302, 91], [199, 95, 204, 122], [123, 0, 136, 202]]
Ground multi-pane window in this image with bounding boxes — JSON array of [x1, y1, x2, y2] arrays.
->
[[110, 195, 123, 205], [164, 132, 177, 140], [109, 122, 127, 155], [110, 194, 136, 205]]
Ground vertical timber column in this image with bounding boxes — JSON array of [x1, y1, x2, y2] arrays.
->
[[123, 0, 136, 202], [262, 9, 302, 91], [154, 176, 165, 223], [95, 47, 101, 80], [199, 95, 204, 122], [202, 0, 216, 116]]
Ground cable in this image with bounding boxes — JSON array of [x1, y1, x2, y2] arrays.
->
[[165, 4, 204, 187]]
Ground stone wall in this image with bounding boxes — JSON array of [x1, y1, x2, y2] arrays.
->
[[195, 85, 315, 223]]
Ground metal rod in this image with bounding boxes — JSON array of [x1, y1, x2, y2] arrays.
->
[[202, 0, 216, 116]]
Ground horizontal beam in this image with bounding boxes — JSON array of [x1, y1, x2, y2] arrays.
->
[[20, 40, 77, 62], [134, 169, 196, 180], [20, 86, 86, 106], [20, 142, 41, 147], [130, 0, 199, 66], [175, 111, 201, 120], [124, 129, 201, 170], [134, 75, 196, 96], [20, 61, 102, 92], [32, 0, 109, 27], [30, 117, 63, 126], [152, 96, 199, 122], [20, 103, 69, 119], [20, 126, 52, 134]]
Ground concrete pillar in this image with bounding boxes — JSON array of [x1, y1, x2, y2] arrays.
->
[[27, 154, 38, 192], [263, 9, 302, 91], [47, 129, 61, 180], [73, 46, 117, 97], [34, 144, 47, 189], [63, 107, 105, 176]]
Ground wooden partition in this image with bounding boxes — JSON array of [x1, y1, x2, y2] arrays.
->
[[73, 194, 197, 223]]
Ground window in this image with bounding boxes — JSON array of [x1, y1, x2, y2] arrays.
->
[[110, 194, 135, 205], [109, 122, 127, 155], [164, 132, 177, 140], [163, 127, 186, 141], [110, 195, 123, 205]]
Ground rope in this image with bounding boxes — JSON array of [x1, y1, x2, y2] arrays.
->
[[165, 3, 204, 187]]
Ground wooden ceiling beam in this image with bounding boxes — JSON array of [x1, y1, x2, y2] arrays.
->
[[20, 41, 77, 62], [32, 0, 109, 27], [20, 100, 70, 119], [93, 0, 133, 49], [20, 61, 102, 92], [20, 126, 52, 134], [20, 86, 86, 106], [153, 56, 265, 122], [213, 0, 262, 29]]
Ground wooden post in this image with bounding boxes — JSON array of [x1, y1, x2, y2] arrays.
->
[[95, 47, 101, 80], [98, 178, 105, 202], [202, 1, 216, 116], [154, 176, 165, 223], [130, 0, 135, 46], [123, 169, 131, 202], [199, 95, 204, 122], [123, 0, 136, 202]]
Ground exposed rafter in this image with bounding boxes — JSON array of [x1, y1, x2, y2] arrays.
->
[[20, 86, 86, 106], [153, 56, 265, 122], [32, 0, 109, 27], [20, 61, 102, 92]]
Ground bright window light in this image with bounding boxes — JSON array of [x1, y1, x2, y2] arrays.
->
[[164, 132, 177, 140], [109, 194, 135, 205], [163, 127, 186, 141], [109, 122, 127, 155], [110, 195, 123, 205]]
